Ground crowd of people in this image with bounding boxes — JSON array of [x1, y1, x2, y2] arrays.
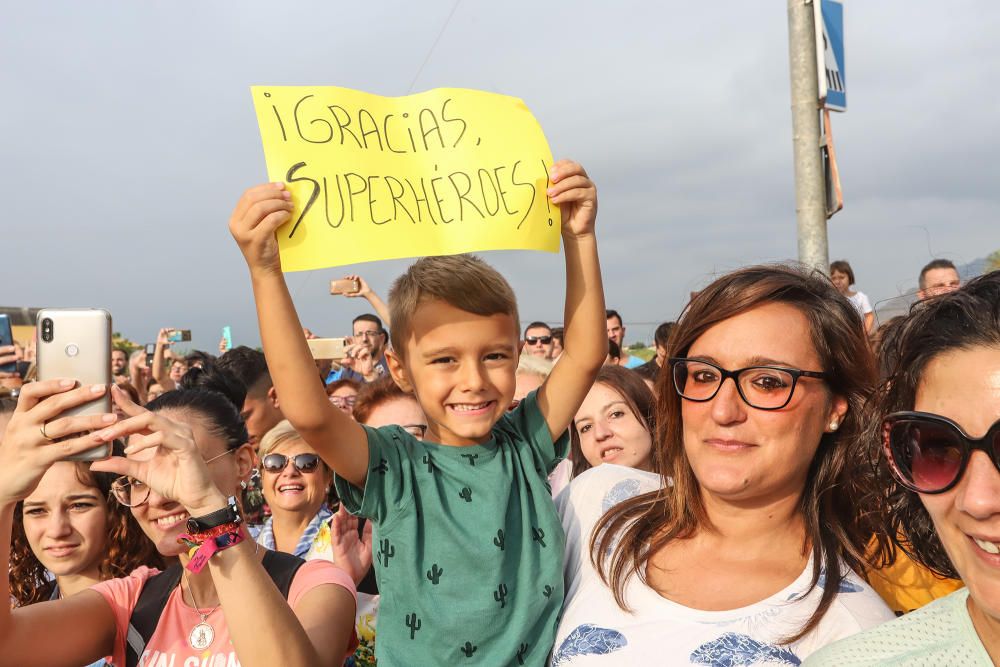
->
[[0, 163, 995, 666]]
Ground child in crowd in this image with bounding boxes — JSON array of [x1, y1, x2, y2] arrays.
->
[[229, 160, 606, 665]]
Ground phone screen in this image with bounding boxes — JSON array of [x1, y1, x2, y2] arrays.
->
[[0, 314, 15, 373]]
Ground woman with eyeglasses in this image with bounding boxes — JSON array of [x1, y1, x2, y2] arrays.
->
[[806, 271, 1000, 665], [255, 419, 378, 666], [326, 379, 361, 417], [0, 382, 358, 667], [553, 265, 893, 666]]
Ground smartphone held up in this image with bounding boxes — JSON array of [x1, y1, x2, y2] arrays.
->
[[166, 329, 191, 343], [35, 308, 112, 461], [330, 279, 360, 295]]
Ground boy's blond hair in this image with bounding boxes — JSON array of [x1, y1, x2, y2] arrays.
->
[[388, 254, 520, 357]]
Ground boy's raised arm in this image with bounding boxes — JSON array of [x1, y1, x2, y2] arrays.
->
[[229, 183, 369, 487], [536, 160, 607, 442]]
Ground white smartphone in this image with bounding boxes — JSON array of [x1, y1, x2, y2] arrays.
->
[[35, 309, 112, 461]]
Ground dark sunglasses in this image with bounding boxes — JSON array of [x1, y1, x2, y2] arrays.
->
[[883, 411, 1000, 494], [261, 453, 322, 474], [525, 336, 552, 345]]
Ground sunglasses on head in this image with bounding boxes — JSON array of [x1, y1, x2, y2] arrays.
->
[[883, 411, 1000, 494], [261, 453, 322, 474], [525, 336, 552, 345]]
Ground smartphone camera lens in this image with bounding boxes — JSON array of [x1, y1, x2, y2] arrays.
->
[[41, 318, 54, 343]]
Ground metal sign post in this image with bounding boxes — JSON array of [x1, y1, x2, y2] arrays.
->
[[787, 0, 829, 273]]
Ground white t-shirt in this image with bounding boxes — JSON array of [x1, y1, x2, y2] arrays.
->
[[847, 291, 873, 316], [553, 464, 895, 666]]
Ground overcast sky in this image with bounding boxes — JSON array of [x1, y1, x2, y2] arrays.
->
[[3, 2, 998, 350]]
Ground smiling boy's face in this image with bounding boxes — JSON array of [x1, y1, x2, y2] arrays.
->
[[387, 299, 519, 446]]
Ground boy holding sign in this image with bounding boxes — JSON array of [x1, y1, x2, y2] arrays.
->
[[229, 159, 605, 665]]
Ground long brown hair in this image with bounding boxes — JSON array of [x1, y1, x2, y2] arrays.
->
[[591, 264, 877, 643], [9, 455, 163, 607]]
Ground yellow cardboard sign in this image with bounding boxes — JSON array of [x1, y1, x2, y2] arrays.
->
[[250, 86, 559, 272]]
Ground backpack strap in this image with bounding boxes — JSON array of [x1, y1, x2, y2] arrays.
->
[[123, 551, 305, 667], [260, 549, 307, 597], [125, 564, 183, 667]]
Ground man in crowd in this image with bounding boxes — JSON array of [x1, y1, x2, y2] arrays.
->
[[111, 348, 128, 381], [217, 345, 284, 450], [327, 313, 390, 383], [635, 321, 675, 381], [917, 259, 961, 300], [523, 321, 555, 359], [606, 309, 644, 369]]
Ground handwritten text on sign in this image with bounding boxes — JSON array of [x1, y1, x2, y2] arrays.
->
[[251, 86, 559, 272]]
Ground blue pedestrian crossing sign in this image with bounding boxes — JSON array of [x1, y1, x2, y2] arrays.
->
[[818, 0, 846, 111]]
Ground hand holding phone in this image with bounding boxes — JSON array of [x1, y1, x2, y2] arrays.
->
[[35, 308, 113, 461], [0, 380, 116, 505]]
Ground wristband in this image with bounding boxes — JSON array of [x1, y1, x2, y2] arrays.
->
[[185, 496, 241, 534], [182, 529, 246, 573]]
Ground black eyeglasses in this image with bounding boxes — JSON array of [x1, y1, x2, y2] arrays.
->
[[669, 358, 827, 410], [883, 411, 1000, 494], [525, 336, 552, 345], [262, 453, 322, 474]]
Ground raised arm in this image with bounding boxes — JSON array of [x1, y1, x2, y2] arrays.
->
[[229, 183, 369, 487], [151, 328, 176, 391], [536, 160, 607, 442], [0, 380, 119, 667], [343, 275, 392, 328]]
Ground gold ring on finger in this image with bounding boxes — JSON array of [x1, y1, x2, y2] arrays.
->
[[39, 422, 55, 442]]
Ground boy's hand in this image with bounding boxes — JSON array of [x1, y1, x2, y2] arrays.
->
[[229, 183, 295, 276], [548, 159, 597, 239]]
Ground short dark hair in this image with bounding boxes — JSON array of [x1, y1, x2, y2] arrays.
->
[[353, 313, 384, 332], [111, 348, 128, 358], [550, 327, 564, 344], [605, 309, 623, 326], [868, 270, 1000, 580], [918, 258, 958, 289], [524, 321, 551, 336], [217, 346, 271, 395], [829, 260, 855, 285], [653, 322, 676, 349]]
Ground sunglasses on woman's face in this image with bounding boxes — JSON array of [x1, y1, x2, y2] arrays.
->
[[261, 453, 321, 474], [883, 411, 1000, 494]]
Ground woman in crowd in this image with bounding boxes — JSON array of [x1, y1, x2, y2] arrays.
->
[[569, 364, 656, 478], [9, 439, 162, 667], [352, 376, 427, 439], [830, 260, 874, 334], [255, 419, 377, 666], [326, 379, 361, 417], [553, 265, 893, 665], [0, 381, 358, 666], [10, 448, 162, 606], [807, 271, 1000, 665]]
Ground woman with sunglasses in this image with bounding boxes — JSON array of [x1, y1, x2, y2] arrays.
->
[[807, 271, 1000, 665], [553, 265, 893, 666], [0, 382, 358, 667], [255, 420, 377, 666]]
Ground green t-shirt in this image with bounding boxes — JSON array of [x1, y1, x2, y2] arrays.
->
[[335, 390, 569, 666], [804, 588, 993, 666]]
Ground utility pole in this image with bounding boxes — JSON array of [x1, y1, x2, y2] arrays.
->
[[787, 0, 829, 274]]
